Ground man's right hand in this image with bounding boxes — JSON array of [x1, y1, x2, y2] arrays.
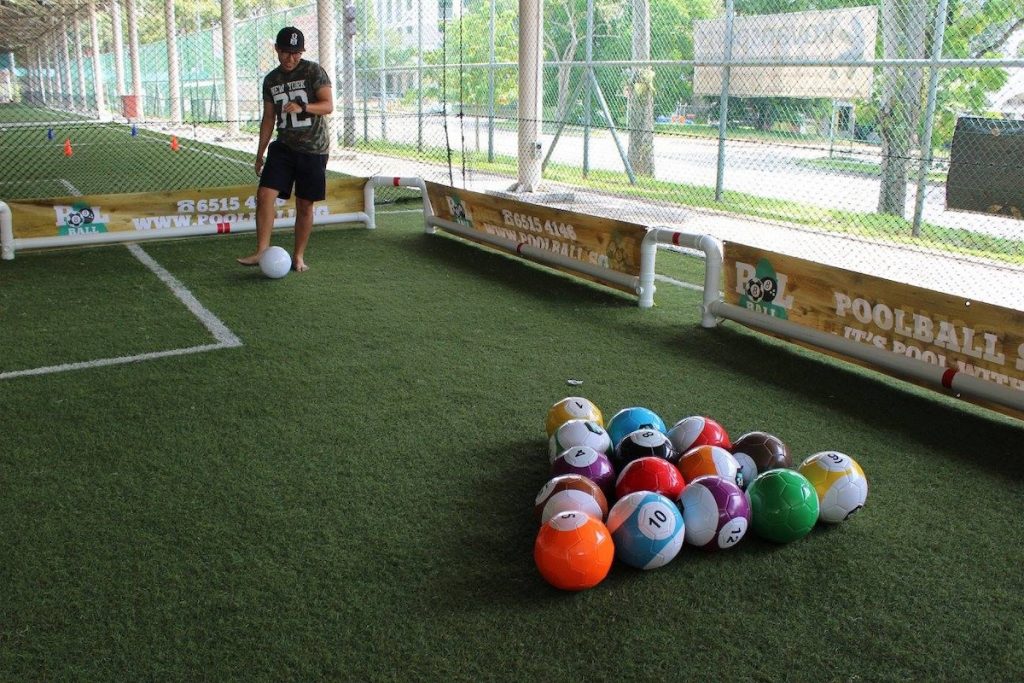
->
[[255, 156, 264, 176]]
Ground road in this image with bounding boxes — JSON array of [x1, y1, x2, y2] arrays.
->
[[362, 113, 1022, 241]]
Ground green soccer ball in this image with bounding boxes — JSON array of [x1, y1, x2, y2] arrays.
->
[[747, 469, 819, 543]]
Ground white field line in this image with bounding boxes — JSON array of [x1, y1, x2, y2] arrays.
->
[[58, 179, 82, 196], [0, 178, 73, 186], [133, 128, 253, 168], [0, 244, 242, 380], [125, 244, 242, 347], [655, 273, 704, 293]]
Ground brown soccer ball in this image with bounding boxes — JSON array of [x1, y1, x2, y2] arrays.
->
[[731, 432, 792, 484]]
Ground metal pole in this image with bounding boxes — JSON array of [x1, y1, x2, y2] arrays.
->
[[583, 0, 594, 176], [590, 68, 636, 183], [912, 0, 949, 235], [342, 2, 357, 146], [542, 75, 588, 169], [715, 0, 734, 202], [828, 100, 837, 158], [417, 0, 423, 151], [487, 0, 495, 162], [362, 1, 368, 141], [377, 0, 386, 141]]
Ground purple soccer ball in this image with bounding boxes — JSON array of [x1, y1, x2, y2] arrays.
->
[[677, 475, 751, 550], [551, 445, 616, 497]]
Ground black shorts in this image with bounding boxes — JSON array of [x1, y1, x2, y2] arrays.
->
[[259, 140, 329, 201]]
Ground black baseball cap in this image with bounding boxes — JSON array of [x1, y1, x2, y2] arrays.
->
[[275, 27, 305, 52]]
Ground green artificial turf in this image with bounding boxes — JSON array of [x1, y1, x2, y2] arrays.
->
[[1, 210, 1022, 680]]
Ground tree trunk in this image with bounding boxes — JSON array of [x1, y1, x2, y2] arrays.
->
[[627, 0, 654, 177], [877, 0, 928, 217], [556, 63, 574, 123]]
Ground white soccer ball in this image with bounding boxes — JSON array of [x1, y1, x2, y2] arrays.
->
[[259, 246, 292, 279], [548, 419, 612, 463]]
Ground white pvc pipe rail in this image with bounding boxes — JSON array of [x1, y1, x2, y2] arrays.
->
[[645, 227, 722, 324]]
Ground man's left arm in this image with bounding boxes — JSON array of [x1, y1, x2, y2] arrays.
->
[[304, 85, 333, 116]]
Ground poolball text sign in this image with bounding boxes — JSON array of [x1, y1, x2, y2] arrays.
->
[[724, 242, 1024, 416], [6, 177, 368, 239], [425, 182, 648, 293]]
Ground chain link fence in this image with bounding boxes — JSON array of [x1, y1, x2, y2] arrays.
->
[[3, 0, 1023, 307]]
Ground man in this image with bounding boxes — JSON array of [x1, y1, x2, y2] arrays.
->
[[237, 26, 333, 273]]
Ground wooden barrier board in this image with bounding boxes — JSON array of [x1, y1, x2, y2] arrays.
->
[[6, 177, 368, 239], [425, 182, 648, 294], [724, 242, 1024, 419]]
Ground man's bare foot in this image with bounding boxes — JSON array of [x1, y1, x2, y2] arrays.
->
[[292, 259, 309, 273], [236, 253, 262, 266]]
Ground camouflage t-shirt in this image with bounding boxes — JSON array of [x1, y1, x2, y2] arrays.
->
[[262, 59, 332, 154]]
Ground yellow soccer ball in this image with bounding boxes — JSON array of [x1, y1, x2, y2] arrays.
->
[[545, 397, 604, 438]]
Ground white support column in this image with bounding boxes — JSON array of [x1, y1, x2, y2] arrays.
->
[[8, 51, 15, 102], [317, 0, 337, 154], [125, 0, 144, 121], [165, 0, 182, 123], [36, 50, 48, 104], [89, 2, 107, 117], [513, 0, 543, 193], [220, 0, 239, 136], [45, 43, 57, 106], [50, 40, 60, 105], [73, 16, 89, 113], [60, 25, 75, 109], [111, 0, 126, 98]]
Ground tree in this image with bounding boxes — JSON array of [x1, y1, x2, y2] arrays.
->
[[934, 0, 1021, 143], [627, 0, 654, 175], [543, 0, 625, 123], [423, 0, 520, 110], [876, 0, 927, 217]]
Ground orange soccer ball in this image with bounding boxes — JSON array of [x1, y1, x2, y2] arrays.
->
[[675, 445, 745, 489], [534, 511, 614, 591]]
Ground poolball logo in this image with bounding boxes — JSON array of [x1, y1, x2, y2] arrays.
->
[[446, 195, 473, 226], [55, 203, 110, 235], [745, 275, 777, 303], [736, 258, 793, 319]]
